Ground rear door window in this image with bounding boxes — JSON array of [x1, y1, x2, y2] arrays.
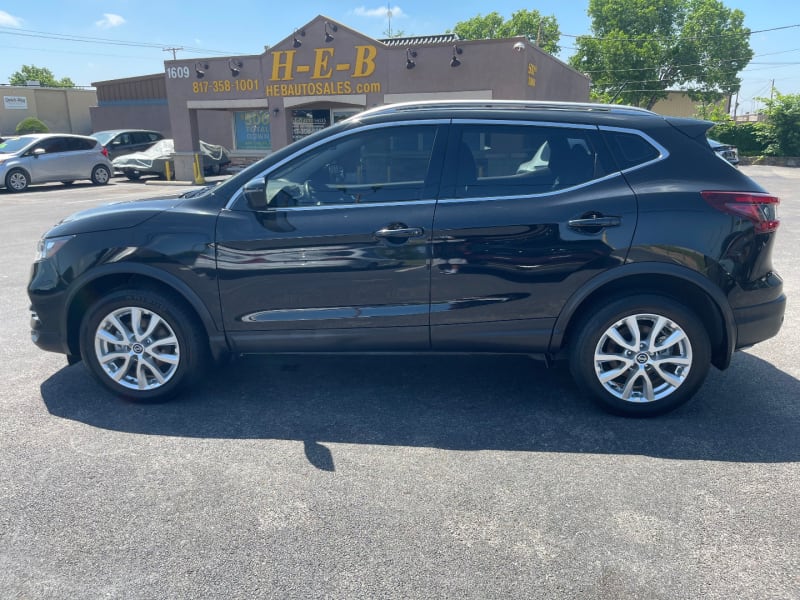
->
[[443, 123, 614, 199], [63, 137, 95, 151]]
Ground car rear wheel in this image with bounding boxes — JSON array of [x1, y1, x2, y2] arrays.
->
[[569, 295, 711, 417], [5, 168, 29, 192], [91, 165, 111, 185], [79, 289, 207, 402], [124, 171, 141, 181]]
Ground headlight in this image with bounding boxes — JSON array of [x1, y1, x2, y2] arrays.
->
[[35, 235, 75, 261]]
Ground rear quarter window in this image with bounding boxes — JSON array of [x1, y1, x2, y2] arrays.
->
[[604, 131, 661, 170]]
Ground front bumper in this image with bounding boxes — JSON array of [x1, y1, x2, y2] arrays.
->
[[30, 307, 68, 354]]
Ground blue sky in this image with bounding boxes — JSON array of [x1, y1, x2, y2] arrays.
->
[[1, 0, 798, 114]]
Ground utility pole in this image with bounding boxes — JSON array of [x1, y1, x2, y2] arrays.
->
[[163, 47, 183, 60]]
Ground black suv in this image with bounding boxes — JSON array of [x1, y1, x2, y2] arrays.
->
[[28, 101, 785, 416], [90, 129, 164, 162]]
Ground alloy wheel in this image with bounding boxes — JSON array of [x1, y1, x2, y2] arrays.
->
[[593, 313, 693, 403], [93, 306, 180, 390]]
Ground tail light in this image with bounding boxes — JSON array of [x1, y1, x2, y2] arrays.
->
[[701, 191, 780, 234], [101, 146, 108, 157]]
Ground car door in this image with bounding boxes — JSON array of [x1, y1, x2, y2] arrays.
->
[[216, 121, 447, 353], [61, 137, 96, 179], [26, 137, 68, 183], [131, 132, 156, 153], [429, 120, 638, 352], [107, 132, 133, 161]]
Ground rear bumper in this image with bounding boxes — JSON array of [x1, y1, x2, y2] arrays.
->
[[734, 293, 786, 349]]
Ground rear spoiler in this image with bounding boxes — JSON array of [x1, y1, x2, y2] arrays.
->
[[665, 117, 714, 140]]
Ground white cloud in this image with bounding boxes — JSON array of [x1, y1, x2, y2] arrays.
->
[[0, 10, 23, 27], [95, 13, 126, 29], [354, 5, 407, 19]]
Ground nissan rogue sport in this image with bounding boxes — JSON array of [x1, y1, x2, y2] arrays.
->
[[28, 101, 785, 416]]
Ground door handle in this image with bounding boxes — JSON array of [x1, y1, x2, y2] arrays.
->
[[568, 216, 621, 229], [374, 227, 425, 238]]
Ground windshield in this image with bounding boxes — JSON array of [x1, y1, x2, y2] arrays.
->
[[91, 131, 117, 145], [0, 136, 36, 154]]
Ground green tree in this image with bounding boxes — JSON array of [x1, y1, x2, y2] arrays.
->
[[15, 117, 49, 134], [569, 0, 753, 109], [755, 92, 800, 156], [9, 65, 75, 88], [451, 10, 561, 55]]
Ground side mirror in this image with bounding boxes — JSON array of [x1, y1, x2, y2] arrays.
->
[[32, 148, 46, 158], [243, 176, 267, 210]]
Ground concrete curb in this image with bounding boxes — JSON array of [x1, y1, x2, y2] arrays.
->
[[144, 175, 230, 186], [739, 156, 800, 167]]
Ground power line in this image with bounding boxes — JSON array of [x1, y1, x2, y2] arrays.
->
[[0, 25, 246, 55], [580, 48, 800, 75], [163, 47, 183, 60], [560, 23, 800, 42]]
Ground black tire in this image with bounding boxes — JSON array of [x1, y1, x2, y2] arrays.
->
[[79, 288, 208, 403], [5, 168, 29, 192], [91, 164, 111, 185], [569, 295, 711, 417], [124, 171, 141, 181]]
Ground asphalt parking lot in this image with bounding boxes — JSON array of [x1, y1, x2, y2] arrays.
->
[[1, 168, 798, 599]]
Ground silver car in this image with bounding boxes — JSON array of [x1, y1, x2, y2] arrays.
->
[[0, 133, 112, 192]]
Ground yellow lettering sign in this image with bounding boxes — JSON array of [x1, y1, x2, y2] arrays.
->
[[312, 48, 335, 79], [352, 45, 377, 78], [271, 50, 296, 81], [527, 63, 538, 88]]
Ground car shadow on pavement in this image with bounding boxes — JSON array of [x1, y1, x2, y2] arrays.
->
[[40, 351, 800, 465]]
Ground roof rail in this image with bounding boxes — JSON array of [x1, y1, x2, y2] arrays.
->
[[355, 99, 657, 119]]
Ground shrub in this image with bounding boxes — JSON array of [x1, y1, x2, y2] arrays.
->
[[15, 117, 49, 134], [756, 92, 800, 157], [709, 121, 765, 156]]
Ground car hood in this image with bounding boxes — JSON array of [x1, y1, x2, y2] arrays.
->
[[47, 196, 186, 236]]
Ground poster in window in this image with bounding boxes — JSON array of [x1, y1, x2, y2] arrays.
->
[[234, 111, 271, 150], [291, 110, 330, 142]]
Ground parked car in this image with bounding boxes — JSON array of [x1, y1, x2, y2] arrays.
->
[[1, 133, 112, 192], [90, 129, 165, 162], [708, 138, 740, 165], [28, 100, 785, 416], [112, 139, 231, 180]]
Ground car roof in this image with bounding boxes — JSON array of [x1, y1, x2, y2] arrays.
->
[[350, 99, 677, 129], [91, 129, 161, 135], [12, 133, 96, 140]]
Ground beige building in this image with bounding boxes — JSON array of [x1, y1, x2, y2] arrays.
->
[[1, 85, 97, 136], [92, 14, 591, 180], [651, 91, 731, 118]]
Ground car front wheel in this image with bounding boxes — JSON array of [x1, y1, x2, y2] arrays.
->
[[79, 289, 207, 402], [5, 168, 29, 192], [569, 295, 711, 417]]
